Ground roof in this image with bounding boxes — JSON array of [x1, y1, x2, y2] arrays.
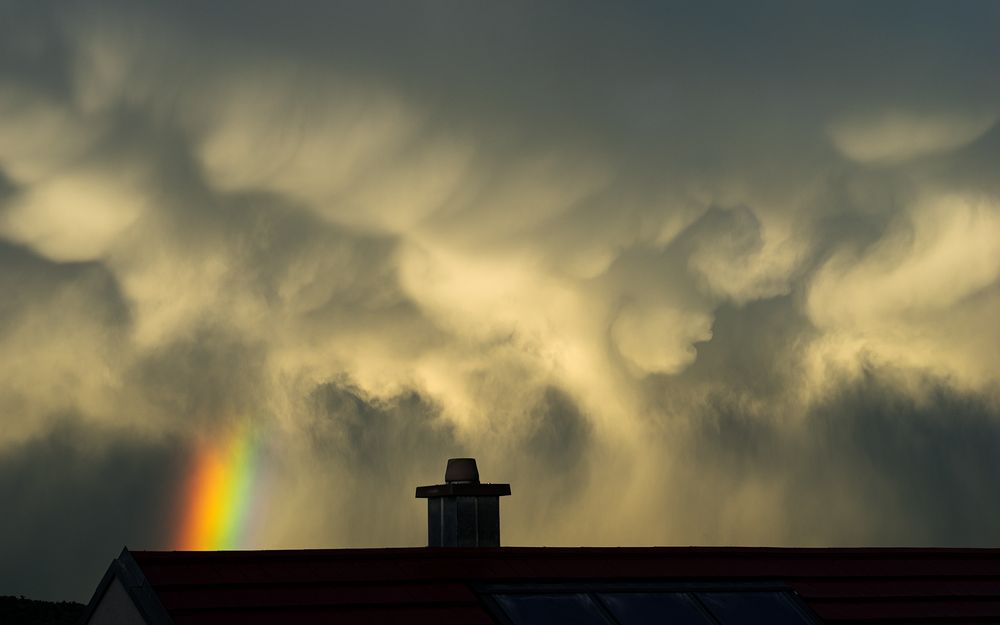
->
[[88, 546, 1000, 625]]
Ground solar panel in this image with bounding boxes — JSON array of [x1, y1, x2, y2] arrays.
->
[[493, 593, 612, 625], [697, 591, 811, 625], [598, 592, 714, 625]]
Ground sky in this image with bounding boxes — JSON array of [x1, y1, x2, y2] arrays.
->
[[2, 0, 1000, 602]]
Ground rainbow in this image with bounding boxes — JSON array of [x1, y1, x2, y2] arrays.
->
[[175, 427, 260, 550]]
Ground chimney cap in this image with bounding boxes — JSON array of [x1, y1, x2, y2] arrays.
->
[[445, 458, 479, 484], [416, 458, 511, 498]]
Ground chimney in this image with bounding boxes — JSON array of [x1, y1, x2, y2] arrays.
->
[[415, 458, 511, 547]]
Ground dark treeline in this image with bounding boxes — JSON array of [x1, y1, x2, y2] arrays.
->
[[0, 596, 84, 625]]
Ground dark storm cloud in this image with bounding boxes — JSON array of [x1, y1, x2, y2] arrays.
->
[[1, 0, 1000, 602], [0, 168, 15, 200], [682, 367, 1000, 545], [168, 2, 998, 116], [0, 240, 131, 443], [41, 0, 999, 175], [308, 381, 460, 476], [0, 421, 189, 601], [808, 372, 1000, 544], [302, 382, 464, 547], [515, 386, 594, 513], [524, 387, 592, 475], [129, 325, 270, 427], [635, 284, 1000, 544], [0, 240, 128, 327], [0, 1, 73, 98], [303, 380, 596, 547], [649, 294, 813, 403]]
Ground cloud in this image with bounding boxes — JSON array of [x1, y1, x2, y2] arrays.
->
[[612, 302, 713, 375], [682, 367, 1000, 546], [1, 0, 1000, 602], [809, 193, 1000, 323], [0, 421, 188, 601], [828, 110, 997, 164], [805, 192, 1000, 389], [0, 171, 145, 262], [0, 241, 130, 443]]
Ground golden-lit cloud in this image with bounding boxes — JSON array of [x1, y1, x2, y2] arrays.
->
[[828, 109, 997, 163], [806, 193, 1000, 390], [809, 193, 1000, 324], [0, 172, 145, 261]]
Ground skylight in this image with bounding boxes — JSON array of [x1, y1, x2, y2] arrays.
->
[[483, 584, 817, 625]]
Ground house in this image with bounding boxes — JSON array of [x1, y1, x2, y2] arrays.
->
[[79, 459, 1000, 625]]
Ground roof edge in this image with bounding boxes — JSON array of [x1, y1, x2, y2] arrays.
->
[[75, 547, 175, 625], [416, 483, 512, 498], [117, 547, 175, 625], [128, 545, 1000, 561], [75, 557, 119, 625]]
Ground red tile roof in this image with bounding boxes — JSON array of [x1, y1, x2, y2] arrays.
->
[[122, 547, 1000, 625]]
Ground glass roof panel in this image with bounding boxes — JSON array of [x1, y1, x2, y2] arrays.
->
[[697, 591, 811, 625], [494, 593, 612, 625], [599, 592, 715, 625]]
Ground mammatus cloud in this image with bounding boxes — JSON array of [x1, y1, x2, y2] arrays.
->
[[828, 110, 997, 164], [1, 0, 1000, 601]]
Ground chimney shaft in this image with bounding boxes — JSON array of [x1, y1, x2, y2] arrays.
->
[[415, 458, 511, 547]]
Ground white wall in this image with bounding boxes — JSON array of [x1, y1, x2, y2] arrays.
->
[[85, 576, 147, 625]]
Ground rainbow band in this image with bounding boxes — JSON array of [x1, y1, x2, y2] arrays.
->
[[177, 428, 258, 550]]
